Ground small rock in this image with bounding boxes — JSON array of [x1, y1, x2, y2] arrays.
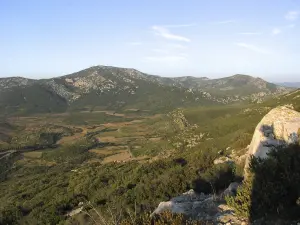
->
[[214, 156, 234, 165], [78, 202, 84, 206]]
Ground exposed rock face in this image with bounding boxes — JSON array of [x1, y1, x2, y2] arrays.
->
[[152, 185, 245, 224], [244, 106, 300, 175], [152, 190, 212, 217]]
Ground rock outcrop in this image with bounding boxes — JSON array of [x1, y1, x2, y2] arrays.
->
[[213, 156, 234, 165], [152, 184, 245, 224], [244, 106, 300, 175]]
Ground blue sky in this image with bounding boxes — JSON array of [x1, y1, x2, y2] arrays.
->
[[1, 0, 300, 82]]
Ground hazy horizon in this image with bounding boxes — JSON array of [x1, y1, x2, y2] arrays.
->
[[1, 0, 300, 82]]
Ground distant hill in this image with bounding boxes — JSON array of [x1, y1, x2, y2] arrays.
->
[[0, 66, 292, 115], [277, 82, 300, 88], [167, 74, 288, 97]]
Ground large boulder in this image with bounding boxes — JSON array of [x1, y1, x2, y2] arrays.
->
[[244, 106, 300, 176], [151, 190, 211, 217], [152, 184, 245, 224]]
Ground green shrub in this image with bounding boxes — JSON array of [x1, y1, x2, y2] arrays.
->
[[226, 145, 300, 221], [81, 208, 210, 225], [0, 205, 22, 225], [193, 163, 235, 194], [120, 211, 210, 225], [225, 178, 252, 218], [42, 138, 98, 163]]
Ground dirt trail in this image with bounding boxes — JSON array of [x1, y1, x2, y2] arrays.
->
[[0, 150, 17, 160]]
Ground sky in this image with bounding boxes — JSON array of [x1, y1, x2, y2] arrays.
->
[[1, 0, 300, 82]]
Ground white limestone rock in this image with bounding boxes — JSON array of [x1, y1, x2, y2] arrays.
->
[[152, 184, 245, 224], [244, 106, 300, 175]]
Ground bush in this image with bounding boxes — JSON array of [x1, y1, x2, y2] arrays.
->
[[83, 209, 210, 225], [0, 205, 22, 225], [226, 145, 300, 221], [125, 211, 210, 225], [193, 163, 235, 194], [42, 138, 98, 163]]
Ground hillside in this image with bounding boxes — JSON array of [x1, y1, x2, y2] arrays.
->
[[0, 87, 299, 224], [263, 88, 300, 111], [0, 66, 292, 115], [168, 74, 292, 103]]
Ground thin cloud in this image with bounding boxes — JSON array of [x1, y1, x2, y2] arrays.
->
[[152, 26, 191, 42], [287, 24, 296, 28], [168, 43, 187, 49], [162, 23, 197, 28], [128, 42, 142, 46], [213, 20, 236, 24], [285, 11, 300, 21], [178, 53, 188, 57], [152, 49, 169, 54], [236, 43, 270, 54], [272, 28, 282, 35], [238, 32, 261, 35]]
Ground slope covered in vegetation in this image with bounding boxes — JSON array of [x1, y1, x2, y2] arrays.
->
[[0, 89, 299, 224]]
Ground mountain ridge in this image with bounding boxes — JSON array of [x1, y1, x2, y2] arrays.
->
[[277, 82, 300, 88], [0, 65, 293, 115], [0, 67, 285, 84]]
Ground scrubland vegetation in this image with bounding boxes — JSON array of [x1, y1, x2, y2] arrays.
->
[[226, 145, 300, 221], [0, 90, 300, 224]]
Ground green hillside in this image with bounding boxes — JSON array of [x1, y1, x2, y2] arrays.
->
[[0, 66, 292, 116], [0, 88, 299, 224], [0, 84, 68, 115]]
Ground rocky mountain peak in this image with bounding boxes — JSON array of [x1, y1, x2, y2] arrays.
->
[[93, 65, 147, 79], [223, 74, 267, 87], [231, 74, 254, 79]]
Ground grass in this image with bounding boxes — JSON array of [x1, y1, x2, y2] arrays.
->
[[89, 147, 127, 155], [62, 112, 133, 126], [102, 151, 132, 164], [23, 151, 43, 159]]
